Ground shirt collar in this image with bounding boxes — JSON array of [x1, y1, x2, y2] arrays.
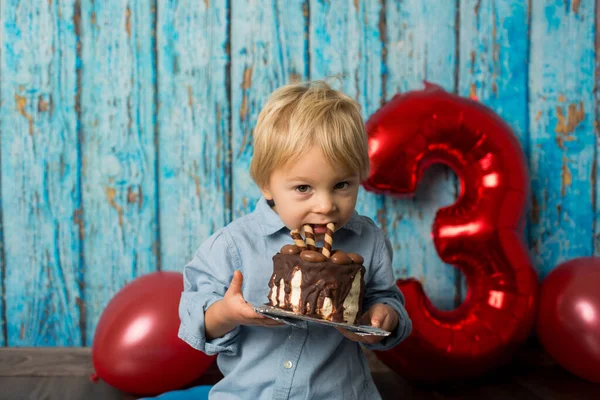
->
[[254, 196, 363, 237]]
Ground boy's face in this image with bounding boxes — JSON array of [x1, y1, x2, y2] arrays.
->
[[260, 146, 360, 242]]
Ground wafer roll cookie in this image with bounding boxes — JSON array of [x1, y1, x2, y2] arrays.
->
[[304, 225, 317, 251], [322, 223, 335, 258], [290, 229, 306, 248]]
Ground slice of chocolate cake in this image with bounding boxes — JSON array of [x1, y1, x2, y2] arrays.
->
[[266, 224, 366, 325]]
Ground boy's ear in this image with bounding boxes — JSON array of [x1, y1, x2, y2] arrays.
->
[[259, 185, 273, 201]]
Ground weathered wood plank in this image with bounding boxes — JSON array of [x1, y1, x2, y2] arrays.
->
[[383, 1, 459, 310], [80, 1, 157, 344], [594, 0, 600, 256], [5, 342, 600, 399], [458, 0, 530, 297], [0, 348, 92, 377], [0, 0, 83, 345], [309, 0, 385, 223], [459, 0, 529, 150], [0, 345, 371, 378], [231, 0, 309, 218], [0, 127, 4, 347], [0, 377, 136, 400], [529, 0, 596, 278], [0, 205, 3, 345], [157, 1, 230, 271]]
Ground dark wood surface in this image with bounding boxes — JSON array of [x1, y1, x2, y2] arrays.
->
[[1, 340, 599, 400]]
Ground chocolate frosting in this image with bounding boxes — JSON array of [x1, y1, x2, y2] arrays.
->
[[268, 248, 366, 324]]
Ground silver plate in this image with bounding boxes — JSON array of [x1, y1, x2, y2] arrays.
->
[[253, 304, 391, 337]]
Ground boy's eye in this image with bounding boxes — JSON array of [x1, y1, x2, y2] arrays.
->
[[334, 181, 350, 190], [296, 185, 311, 193]]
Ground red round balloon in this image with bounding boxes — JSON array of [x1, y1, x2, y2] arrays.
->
[[364, 83, 538, 381], [92, 271, 215, 395], [537, 257, 600, 382]]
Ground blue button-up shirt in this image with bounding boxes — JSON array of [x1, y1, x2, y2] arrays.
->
[[178, 197, 411, 400]]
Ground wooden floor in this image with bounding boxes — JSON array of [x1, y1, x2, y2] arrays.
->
[[1, 339, 599, 400]]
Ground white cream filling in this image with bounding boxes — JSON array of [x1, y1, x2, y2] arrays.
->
[[320, 297, 333, 319], [342, 271, 362, 325], [290, 270, 302, 312], [278, 278, 286, 306]]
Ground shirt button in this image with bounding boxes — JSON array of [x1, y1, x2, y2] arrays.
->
[[283, 360, 293, 369]]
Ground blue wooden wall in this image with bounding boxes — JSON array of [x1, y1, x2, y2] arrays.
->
[[0, 0, 597, 347]]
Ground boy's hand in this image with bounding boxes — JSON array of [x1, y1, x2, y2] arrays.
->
[[336, 303, 398, 345], [205, 271, 283, 340], [223, 270, 283, 327]]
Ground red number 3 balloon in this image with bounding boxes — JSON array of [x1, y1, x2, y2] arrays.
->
[[364, 83, 538, 382]]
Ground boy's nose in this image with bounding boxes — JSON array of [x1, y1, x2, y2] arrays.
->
[[314, 194, 337, 214]]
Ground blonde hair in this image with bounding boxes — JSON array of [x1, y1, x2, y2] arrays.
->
[[250, 80, 370, 189]]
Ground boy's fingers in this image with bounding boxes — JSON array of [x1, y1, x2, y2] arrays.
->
[[336, 327, 355, 340], [371, 312, 389, 329], [259, 319, 285, 326], [228, 270, 244, 296], [369, 305, 387, 328], [238, 303, 285, 326], [242, 308, 284, 326], [360, 313, 372, 326], [239, 301, 262, 318], [336, 327, 382, 344], [368, 304, 397, 331]]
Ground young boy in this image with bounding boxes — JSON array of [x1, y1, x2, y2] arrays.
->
[[178, 81, 411, 399]]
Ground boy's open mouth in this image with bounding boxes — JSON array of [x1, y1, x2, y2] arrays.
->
[[309, 224, 333, 235]]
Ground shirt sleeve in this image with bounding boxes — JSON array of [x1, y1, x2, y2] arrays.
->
[[178, 228, 242, 356], [362, 229, 412, 351]]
